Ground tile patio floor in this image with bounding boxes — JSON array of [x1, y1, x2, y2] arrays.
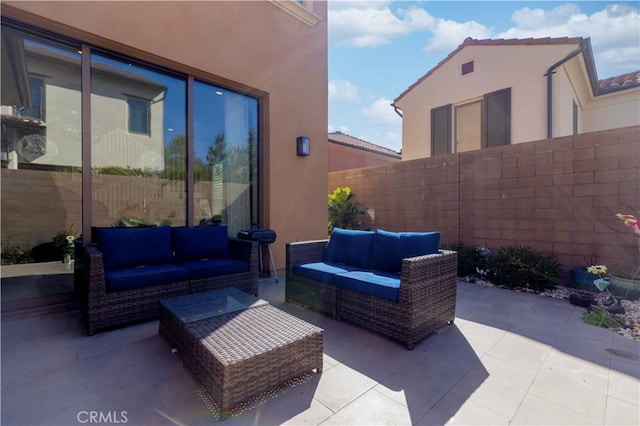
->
[[2, 279, 639, 425]]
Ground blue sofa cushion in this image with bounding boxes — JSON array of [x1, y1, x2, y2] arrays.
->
[[334, 270, 401, 302], [172, 226, 230, 263], [322, 228, 374, 268], [105, 264, 189, 292], [96, 226, 173, 271], [176, 258, 248, 280], [369, 229, 440, 273], [292, 262, 359, 284]]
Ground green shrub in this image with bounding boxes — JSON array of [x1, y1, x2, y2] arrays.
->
[[328, 187, 367, 232], [583, 307, 622, 329], [441, 242, 488, 277], [1, 241, 34, 265], [486, 246, 561, 292]]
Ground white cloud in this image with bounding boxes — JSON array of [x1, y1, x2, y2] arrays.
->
[[328, 79, 361, 102], [423, 19, 493, 54], [361, 97, 402, 125], [329, 3, 433, 47], [328, 123, 350, 134], [328, 1, 492, 54], [511, 4, 583, 29], [499, 4, 640, 76]]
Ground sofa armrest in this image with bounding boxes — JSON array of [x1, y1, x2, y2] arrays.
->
[[228, 238, 259, 279], [398, 249, 458, 308], [84, 244, 108, 303], [228, 237, 257, 261], [286, 240, 329, 272]]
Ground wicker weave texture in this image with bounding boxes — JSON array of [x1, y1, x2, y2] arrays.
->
[[285, 240, 337, 317], [160, 298, 323, 416], [82, 238, 259, 335], [285, 241, 458, 349], [159, 288, 267, 355]]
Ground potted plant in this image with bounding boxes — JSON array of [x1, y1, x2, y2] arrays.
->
[[569, 256, 599, 291], [608, 213, 640, 300], [52, 224, 77, 264]]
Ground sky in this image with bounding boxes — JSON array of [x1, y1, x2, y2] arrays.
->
[[327, 1, 640, 152]]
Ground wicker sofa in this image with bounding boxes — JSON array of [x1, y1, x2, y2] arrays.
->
[[81, 225, 258, 335], [286, 228, 457, 349]]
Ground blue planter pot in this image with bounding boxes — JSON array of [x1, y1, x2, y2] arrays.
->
[[570, 267, 596, 291]]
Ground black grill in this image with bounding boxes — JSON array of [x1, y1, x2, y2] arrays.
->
[[237, 229, 277, 244]]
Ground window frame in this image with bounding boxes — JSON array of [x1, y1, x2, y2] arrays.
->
[[482, 87, 511, 148], [126, 95, 151, 135]]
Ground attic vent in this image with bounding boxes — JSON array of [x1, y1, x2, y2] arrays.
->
[[462, 61, 474, 75]]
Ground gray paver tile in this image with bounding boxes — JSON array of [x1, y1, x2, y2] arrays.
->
[[511, 394, 600, 425]]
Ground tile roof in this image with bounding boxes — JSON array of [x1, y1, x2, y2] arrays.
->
[[395, 36, 585, 103], [598, 70, 640, 93], [328, 131, 401, 158]]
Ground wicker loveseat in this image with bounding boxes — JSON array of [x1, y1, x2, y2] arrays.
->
[[286, 228, 458, 349], [81, 225, 258, 335]]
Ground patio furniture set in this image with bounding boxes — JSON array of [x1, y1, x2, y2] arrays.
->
[[78, 225, 457, 417], [286, 228, 458, 349], [81, 225, 259, 335]]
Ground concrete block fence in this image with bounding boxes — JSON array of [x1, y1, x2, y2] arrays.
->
[[328, 125, 640, 282]]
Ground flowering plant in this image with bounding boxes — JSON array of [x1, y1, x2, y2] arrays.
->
[[615, 213, 640, 280], [587, 264, 610, 292]]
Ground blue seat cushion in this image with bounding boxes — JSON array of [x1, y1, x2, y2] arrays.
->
[[292, 262, 359, 284], [322, 228, 374, 268], [96, 226, 173, 271], [176, 258, 249, 280], [334, 270, 401, 302], [105, 264, 189, 292], [369, 229, 440, 273], [172, 225, 230, 263]]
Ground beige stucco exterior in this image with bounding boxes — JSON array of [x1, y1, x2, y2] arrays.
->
[[2, 0, 329, 269], [396, 40, 640, 161]]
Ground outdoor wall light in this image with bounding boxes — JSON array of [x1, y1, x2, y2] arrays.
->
[[296, 136, 310, 156]]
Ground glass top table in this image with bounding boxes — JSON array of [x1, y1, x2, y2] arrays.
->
[[159, 287, 268, 324]]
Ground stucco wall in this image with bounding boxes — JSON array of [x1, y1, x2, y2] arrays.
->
[[583, 89, 640, 133], [328, 144, 400, 172], [2, 1, 329, 269], [397, 44, 578, 161], [329, 126, 640, 282]]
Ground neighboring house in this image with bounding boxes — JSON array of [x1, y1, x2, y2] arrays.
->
[[393, 37, 640, 161], [328, 131, 401, 172], [0, 1, 328, 271]]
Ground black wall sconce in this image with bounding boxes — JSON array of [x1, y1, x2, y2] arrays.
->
[[296, 136, 310, 156]]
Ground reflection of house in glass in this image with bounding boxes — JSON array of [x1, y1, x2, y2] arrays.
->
[[91, 56, 167, 171], [1, 34, 167, 171]]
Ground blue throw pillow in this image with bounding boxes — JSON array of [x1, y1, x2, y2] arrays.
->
[[96, 226, 173, 271], [322, 228, 374, 268], [172, 225, 230, 263], [369, 229, 440, 272]]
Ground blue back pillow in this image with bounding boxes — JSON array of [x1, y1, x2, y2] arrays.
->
[[96, 226, 173, 271], [322, 228, 374, 268], [369, 229, 440, 272], [172, 225, 230, 263]]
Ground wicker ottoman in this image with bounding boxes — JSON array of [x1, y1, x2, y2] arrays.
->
[[159, 289, 323, 417]]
